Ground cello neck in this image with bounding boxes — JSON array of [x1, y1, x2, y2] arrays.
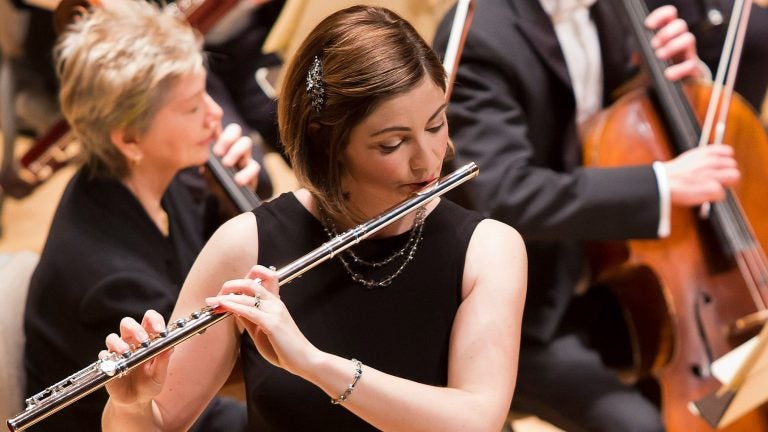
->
[[618, 0, 757, 261], [619, 0, 701, 155]]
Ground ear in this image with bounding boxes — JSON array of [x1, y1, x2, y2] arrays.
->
[[110, 128, 142, 163]]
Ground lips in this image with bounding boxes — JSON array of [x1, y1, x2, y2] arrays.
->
[[406, 176, 437, 190], [199, 133, 217, 148]]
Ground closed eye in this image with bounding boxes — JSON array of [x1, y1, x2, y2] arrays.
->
[[379, 140, 404, 153], [427, 122, 445, 133]]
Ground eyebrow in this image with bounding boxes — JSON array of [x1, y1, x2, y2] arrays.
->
[[175, 89, 205, 107], [369, 103, 448, 137]]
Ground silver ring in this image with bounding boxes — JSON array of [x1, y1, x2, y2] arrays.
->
[[254, 294, 262, 309]]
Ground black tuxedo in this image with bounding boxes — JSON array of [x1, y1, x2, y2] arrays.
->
[[436, 0, 662, 343], [435, 1, 665, 430]]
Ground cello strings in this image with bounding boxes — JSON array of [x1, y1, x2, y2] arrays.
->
[[628, 0, 768, 310], [700, 0, 768, 309], [715, 191, 768, 310], [727, 194, 768, 302]]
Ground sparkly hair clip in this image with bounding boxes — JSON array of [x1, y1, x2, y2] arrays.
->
[[306, 55, 325, 112]]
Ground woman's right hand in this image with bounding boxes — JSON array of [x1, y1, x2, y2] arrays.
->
[[102, 310, 172, 406]]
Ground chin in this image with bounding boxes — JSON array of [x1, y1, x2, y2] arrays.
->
[[180, 156, 208, 171], [195, 150, 211, 164]]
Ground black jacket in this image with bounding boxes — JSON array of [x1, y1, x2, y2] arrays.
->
[[435, 0, 662, 342], [23, 168, 208, 431]]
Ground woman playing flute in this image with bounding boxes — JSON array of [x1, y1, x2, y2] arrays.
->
[[101, 4, 527, 431]]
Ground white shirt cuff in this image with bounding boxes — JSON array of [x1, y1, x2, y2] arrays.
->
[[652, 161, 671, 238]]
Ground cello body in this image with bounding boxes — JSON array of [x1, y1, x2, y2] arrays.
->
[[583, 80, 768, 431]]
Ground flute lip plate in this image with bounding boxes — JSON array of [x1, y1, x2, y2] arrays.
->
[[414, 162, 478, 197], [415, 178, 440, 196]]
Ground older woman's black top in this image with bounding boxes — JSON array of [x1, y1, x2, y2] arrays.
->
[[243, 193, 484, 431], [22, 168, 212, 431]]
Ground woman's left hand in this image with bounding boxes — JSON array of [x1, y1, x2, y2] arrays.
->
[[645, 5, 703, 81], [213, 123, 261, 190], [205, 265, 319, 376]]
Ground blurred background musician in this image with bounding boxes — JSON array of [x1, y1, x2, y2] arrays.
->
[[644, 0, 768, 121], [22, 2, 260, 430], [5, 0, 60, 138], [202, 0, 286, 197], [434, 1, 741, 431], [0, 0, 282, 205]]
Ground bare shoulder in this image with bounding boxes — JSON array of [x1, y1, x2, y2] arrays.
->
[[463, 218, 527, 299], [207, 211, 260, 257], [203, 211, 260, 274], [471, 219, 525, 259], [178, 211, 260, 305]]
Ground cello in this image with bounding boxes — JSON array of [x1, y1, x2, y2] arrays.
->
[[582, 0, 768, 430]]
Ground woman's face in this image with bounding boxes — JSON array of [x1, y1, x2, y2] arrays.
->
[[133, 69, 222, 174], [341, 77, 448, 218]]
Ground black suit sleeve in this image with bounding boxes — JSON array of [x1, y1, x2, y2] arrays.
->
[[435, 1, 661, 242]]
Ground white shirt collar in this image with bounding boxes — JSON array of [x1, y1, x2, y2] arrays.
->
[[539, 0, 597, 23]]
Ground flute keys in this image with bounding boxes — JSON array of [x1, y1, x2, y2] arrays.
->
[[99, 359, 118, 376]]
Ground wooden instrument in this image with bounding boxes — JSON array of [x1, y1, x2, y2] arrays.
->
[[205, 150, 261, 215], [582, 0, 768, 430]]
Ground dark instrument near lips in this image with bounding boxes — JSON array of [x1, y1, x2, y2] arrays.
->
[[582, 0, 768, 430], [205, 150, 261, 215], [2, 0, 245, 205]]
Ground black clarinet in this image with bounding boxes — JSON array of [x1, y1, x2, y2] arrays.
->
[[7, 162, 479, 431]]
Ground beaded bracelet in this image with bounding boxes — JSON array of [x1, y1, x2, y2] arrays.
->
[[331, 358, 363, 405]]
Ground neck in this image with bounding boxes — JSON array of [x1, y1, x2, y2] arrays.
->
[[122, 166, 175, 236], [315, 196, 438, 239]]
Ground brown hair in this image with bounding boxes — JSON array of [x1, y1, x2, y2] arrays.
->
[[55, 0, 203, 179], [278, 5, 446, 221]]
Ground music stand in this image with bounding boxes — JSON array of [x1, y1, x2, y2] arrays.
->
[[692, 322, 768, 429]]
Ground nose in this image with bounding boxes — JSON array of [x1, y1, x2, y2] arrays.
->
[[409, 136, 442, 176]]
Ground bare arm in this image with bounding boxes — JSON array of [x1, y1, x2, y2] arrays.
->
[[210, 218, 527, 431], [102, 211, 260, 431], [326, 219, 527, 431]]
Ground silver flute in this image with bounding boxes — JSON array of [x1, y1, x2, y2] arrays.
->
[[7, 162, 479, 431]]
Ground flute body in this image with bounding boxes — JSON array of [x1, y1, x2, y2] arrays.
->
[[7, 162, 479, 431]]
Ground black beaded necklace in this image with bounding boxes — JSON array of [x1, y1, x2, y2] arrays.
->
[[318, 205, 427, 289]]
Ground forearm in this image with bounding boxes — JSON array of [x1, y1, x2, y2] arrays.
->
[[302, 352, 506, 431], [102, 399, 163, 432]]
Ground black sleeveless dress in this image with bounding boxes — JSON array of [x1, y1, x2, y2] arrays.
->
[[242, 193, 484, 430]]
